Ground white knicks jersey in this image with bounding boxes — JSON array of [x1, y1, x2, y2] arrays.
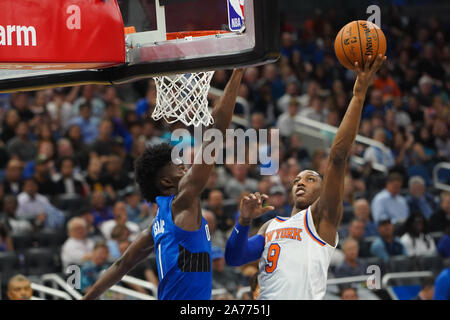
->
[[258, 206, 338, 300]]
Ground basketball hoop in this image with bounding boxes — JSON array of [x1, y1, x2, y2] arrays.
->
[[152, 71, 215, 127], [151, 30, 231, 127]]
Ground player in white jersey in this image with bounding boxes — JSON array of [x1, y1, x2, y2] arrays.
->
[[225, 54, 386, 299]]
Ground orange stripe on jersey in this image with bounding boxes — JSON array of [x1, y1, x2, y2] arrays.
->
[[303, 209, 326, 247]]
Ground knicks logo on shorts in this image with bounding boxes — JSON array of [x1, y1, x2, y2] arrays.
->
[[265, 227, 302, 243]]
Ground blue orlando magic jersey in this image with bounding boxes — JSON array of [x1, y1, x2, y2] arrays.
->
[[151, 195, 212, 300]]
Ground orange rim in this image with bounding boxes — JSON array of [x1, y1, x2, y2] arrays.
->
[[166, 30, 230, 40]]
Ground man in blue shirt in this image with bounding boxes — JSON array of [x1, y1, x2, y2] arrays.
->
[[80, 241, 110, 294], [406, 176, 437, 220], [371, 172, 410, 225], [370, 217, 406, 263], [68, 103, 100, 144], [433, 268, 450, 300]]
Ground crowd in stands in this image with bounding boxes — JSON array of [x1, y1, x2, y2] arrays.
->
[[0, 3, 449, 300]]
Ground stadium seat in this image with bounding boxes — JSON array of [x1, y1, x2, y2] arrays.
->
[[54, 194, 86, 217], [0, 252, 22, 286], [35, 229, 67, 249], [407, 165, 432, 186], [387, 255, 421, 273], [418, 255, 443, 274], [24, 248, 59, 276], [11, 232, 35, 253], [341, 206, 354, 224]]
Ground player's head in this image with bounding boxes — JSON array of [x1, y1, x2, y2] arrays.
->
[[135, 143, 187, 202], [291, 169, 323, 210]]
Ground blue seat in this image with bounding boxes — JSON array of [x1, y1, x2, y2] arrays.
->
[[407, 165, 432, 186]]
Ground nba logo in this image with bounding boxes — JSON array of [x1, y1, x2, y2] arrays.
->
[[227, 0, 245, 32]]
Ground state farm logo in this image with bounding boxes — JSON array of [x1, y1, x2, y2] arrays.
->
[[0, 25, 37, 46], [0, 4, 81, 47]]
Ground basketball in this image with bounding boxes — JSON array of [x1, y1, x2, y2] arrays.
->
[[334, 20, 386, 70]]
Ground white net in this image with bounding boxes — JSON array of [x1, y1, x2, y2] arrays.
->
[[152, 71, 215, 127]]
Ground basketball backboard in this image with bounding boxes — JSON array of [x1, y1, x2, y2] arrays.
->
[[0, 0, 280, 92]]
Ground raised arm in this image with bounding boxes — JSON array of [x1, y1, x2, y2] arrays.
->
[[174, 69, 244, 204], [225, 192, 274, 266], [311, 54, 386, 246], [82, 226, 154, 300]]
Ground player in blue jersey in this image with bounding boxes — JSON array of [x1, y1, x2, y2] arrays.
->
[[82, 69, 244, 300]]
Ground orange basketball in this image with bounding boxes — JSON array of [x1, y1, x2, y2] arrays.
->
[[334, 20, 386, 70]]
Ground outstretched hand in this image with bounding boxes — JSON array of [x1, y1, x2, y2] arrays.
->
[[239, 192, 275, 225], [353, 54, 386, 98]]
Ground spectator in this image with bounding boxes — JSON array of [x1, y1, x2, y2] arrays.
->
[[205, 189, 234, 233], [16, 178, 52, 229], [277, 80, 302, 113], [11, 92, 34, 122], [84, 156, 104, 193], [107, 224, 130, 260], [429, 192, 450, 233], [0, 195, 32, 234], [346, 219, 372, 258], [68, 103, 100, 144], [276, 98, 300, 138], [7, 274, 33, 300], [6, 121, 37, 162], [361, 89, 387, 120], [371, 172, 410, 225], [0, 109, 21, 144], [259, 185, 292, 223], [400, 212, 437, 257], [100, 201, 140, 241], [202, 210, 227, 250], [73, 85, 105, 119], [54, 157, 86, 197], [433, 268, 450, 300], [99, 155, 132, 196], [211, 246, 246, 297], [76, 208, 102, 242], [33, 154, 58, 197], [299, 96, 326, 123], [0, 222, 14, 252], [370, 218, 406, 263], [80, 241, 110, 294], [61, 217, 95, 269], [412, 277, 435, 300], [353, 199, 378, 237], [373, 64, 402, 101], [224, 164, 258, 200], [90, 119, 115, 157], [124, 187, 150, 225], [46, 88, 74, 132], [406, 176, 437, 220], [135, 80, 157, 118], [89, 191, 114, 227], [335, 238, 367, 278], [2, 159, 24, 196], [363, 128, 395, 169], [340, 286, 359, 300]]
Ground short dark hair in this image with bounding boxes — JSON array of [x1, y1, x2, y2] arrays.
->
[[134, 143, 174, 202]]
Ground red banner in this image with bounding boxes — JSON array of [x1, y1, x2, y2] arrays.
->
[[0, 0, 125, 69]]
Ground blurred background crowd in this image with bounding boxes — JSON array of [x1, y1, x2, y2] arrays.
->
[[0, 1, 449, 300]]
